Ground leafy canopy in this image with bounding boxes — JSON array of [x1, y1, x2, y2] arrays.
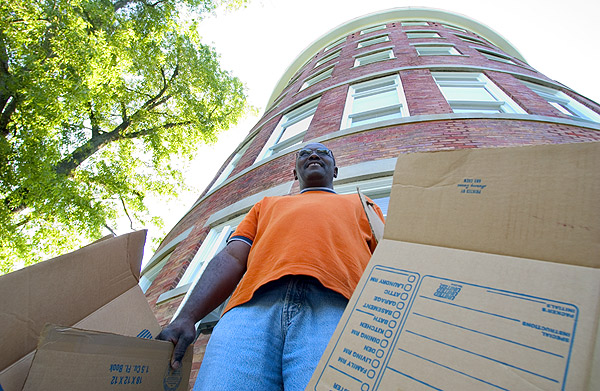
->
[[0, 0, 249, 273]]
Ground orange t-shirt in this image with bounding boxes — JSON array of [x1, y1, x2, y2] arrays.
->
[[223, 188, 384, 314]]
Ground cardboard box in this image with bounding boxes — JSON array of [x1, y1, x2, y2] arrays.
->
[[0, 231, 162, 391], [308, 142, 600, 391], [22, 324, 191, 391]]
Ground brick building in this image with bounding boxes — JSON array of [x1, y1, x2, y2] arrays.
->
[[140, 7, 600, 387]]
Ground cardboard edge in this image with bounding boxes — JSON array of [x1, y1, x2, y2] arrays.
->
[[357, 187, 384, 244]]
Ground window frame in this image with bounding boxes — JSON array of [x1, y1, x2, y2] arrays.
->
[[354, 48, 395, 67], [406, 30, 442, 39], [521, 80, 600, 123], [299, 66, 334, 91], [324, 36, 346, 52], [335, 176, 393, 218], [476, 48, 517, 65], [357, 34, 390, 48], [432, 72, 525, 114], [341, 74, 410, 129], [139, 252, 172, 293], [314, 49, 341, 68], [455, 34, 490, 46], [414, 44, 461, 56], [207, 136, 255, 192], [401, 21, 429, 27], [255, 98, 320, 162], [360, 24, 387, 35]]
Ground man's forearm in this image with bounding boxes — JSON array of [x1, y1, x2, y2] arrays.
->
[[175, 241, 249, 323]]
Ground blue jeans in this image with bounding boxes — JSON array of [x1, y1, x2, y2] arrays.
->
[[193, 275, 348, 391]]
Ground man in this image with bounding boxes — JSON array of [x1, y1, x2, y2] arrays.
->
[[157, 143, 384, 391]]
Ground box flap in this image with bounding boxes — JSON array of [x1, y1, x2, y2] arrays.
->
[[0, 230, 147, 375], [384, 142, 600, 267], [358, 187, 384, 244]]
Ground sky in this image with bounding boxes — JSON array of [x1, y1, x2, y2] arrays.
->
[[138, 0, 600, 266]]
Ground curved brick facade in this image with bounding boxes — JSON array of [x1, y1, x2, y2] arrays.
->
[[141, 8, 600, 387]]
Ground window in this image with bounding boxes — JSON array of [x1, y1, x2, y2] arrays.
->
[[335, 177, 392, 217], [342, 74, 409, 128], [208, 136, 255, 192], [354, 48, 395, 67], [172, 216, 245, 324], [432, 72, 525, 114], [255, 98, 320, 161], [314, 49, 341, 68], [521, 80, 600, 122], [406, 31, 441, 39], [360, 24, 387, 35], [139, 252, 171, 293], [415, 45, 461, 56], [441, 23, 467, 32], [300, 66, 333, 91], [456, 34, 489, 46], [176, 218, 243, 288], [476, 48, 516, 64], [401, 21, 429, 26], [324, 36, 346, 52], [357, 34, 390, 48]]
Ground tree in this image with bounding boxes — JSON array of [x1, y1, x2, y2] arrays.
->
[[0, 0, 249, 273]]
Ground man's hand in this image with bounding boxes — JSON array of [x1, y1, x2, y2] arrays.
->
[[156, 316, 197, 370]]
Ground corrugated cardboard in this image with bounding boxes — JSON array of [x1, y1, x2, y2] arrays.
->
[[358, 188, 384, 244], [0, 231, 162, 391], [385, 142, 600, 268], [22, 325, 191, 391], [308, 142, 600, 391]]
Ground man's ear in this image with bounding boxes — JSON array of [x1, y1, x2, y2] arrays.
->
[[333, 166, 338, 178], [293, 169, 298, 180]]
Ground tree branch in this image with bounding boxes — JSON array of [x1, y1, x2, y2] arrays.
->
[[119, 195, 135, 230]]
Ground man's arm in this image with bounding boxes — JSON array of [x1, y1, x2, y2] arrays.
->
[[156, 240, 250, 369]]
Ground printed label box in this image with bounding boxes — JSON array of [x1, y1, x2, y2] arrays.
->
[[308, 142, 600, 391]]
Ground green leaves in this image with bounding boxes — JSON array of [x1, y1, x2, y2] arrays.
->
[[0, 0, 249, 273]]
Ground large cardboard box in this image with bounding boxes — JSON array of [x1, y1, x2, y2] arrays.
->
[[0, 231, 163, 391], [308, 142, 600, 391], [21, 325, 191, 391]]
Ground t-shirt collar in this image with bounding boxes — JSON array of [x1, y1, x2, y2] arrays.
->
[[300, 187, 337, 194]]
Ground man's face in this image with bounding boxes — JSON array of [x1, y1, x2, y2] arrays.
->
[[293, 143, 338, 189]]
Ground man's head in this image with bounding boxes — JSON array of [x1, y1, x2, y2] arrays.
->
[[293, 142, 338, 190]]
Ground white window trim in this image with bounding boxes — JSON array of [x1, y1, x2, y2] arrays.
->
[[401, 21, 429, 26], [360, 24, 387, 35], [476, 48, 516, 65], [254, 98, 320, 162], [335, 176, 392, 217], [139, 252, 172, 293], [406, 31, 442, 39], [432, 72, 525, 114], [441, 23, 467, 33], [341, 74, 410, 129], [299, 66, 334, 91], [415, 45, 461, 56], [171, 215, 246, 319], [315, 49, 341, 68], [324, 36, 346, 52], [455, 34, 490, 46], [357, 34, 390, 48], [354, 48, 395, 67], [521, 80, 600, 123], [207, 136, 255, 193]]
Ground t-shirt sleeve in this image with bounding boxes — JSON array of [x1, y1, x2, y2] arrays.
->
[[227, 199, 261, 247]]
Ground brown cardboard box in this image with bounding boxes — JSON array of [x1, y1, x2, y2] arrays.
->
[[0, 231, 162, 391], [308, 142, 600, 391], [21, 325, 191, 391]]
